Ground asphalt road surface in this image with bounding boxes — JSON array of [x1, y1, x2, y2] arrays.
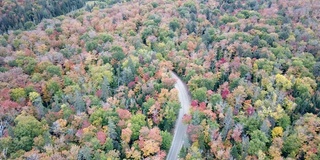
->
[[166, 71, 191, 160]]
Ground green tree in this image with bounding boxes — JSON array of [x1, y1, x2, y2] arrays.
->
[[210, 94, 222, 106], [24, 21, 35, 30], [277, 113, 291, 129], [186, 21, 197, 34], [111, 46, 125, 61], [142, 98, 155, 115], [169, 19, 180, 31], [85, 40, 99, 52], [202, 28, 217, 47], [313, 62, 320, 77], [13, 114, 45, 151], [160, 101, 180, 131], [179, 146, 187, 158], [248, 130, 269, 155], [46, 80, 61, 96], [89, 64, 114, 87], [221, 15, 237, 23], [101, 76, 110, 101], [160, 131, 172, 151], [10, 88, 26, 102], [130, 113, 146, 140], [241, 115, 262, 134], [24, 86, 35, 96], [141, 27, 153, 44], [74, 90, 86, 114], [191, 87, 207, 102], [15, 56, 37, 74], [293, 77, 316, 114], [107, 119, 117, 140], [104, 137, 114, 152], [98, 33, 113, 43], [251, 36, 260, 47], [282, 134, 302, 158], [45, 65, 62, 77], [89, 108, 108, 127]]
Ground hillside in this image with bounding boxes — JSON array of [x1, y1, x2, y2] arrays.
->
[[0, 0, 319, 159]]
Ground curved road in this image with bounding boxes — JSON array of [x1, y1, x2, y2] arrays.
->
[[167, 71, 191, 160]]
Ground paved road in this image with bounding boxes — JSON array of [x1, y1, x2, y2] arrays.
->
[[166, 71, 191, 160]]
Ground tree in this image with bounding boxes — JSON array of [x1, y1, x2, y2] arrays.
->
[[15, 56, 37, 75], [275, 74, 292, 91], [232, 124, 243, 142], [130, 113, 146, 140], [293, 77, 317, 114], [78, 146, 92, 160], [268, 137, 284, 159], [277, 113, 291, 129], [186, 21, 197, 34], [101, 76, 110, 101], [288, 113, 320, 159], [260, 119, 270, 136], [142, 98, 155, 115], [221, 15, 237, 23], [111, 46, 125, 61], [271, 127, 283, 138], [202, 28, 217, 48], [242, 115, 262, 134], [117, 109, 132, 120], [85, 40, 99, 52], [138, 127, 162, 157], [98, 33, 113, 43], [45, 65, 62, 77], [251, 36, 260, 47], [0, 120, 7, 138], [89, 108, 107, 127], [221, 107, 234, 140], [104, 138, 114, 152], [13, 114, 46, 151], [120, 67, 134, 85], [313, 62, 320, 77], [107, 119, 117, 140], [74, 90, 85, 114], [24, 21, 35, 30], [191, 87, 207, 102], [278, 29, 290, 40], [160, 101, 180, 131], [248, 130, 269, 156], [169, 19, 180, 32], [282, 134, 302, 158], [10, 88, 26, 102], [210, 94, 222, 106], [121, 128, 132, 143], [179, 146, 187, 158], [44, 79, 62, 101], [89, 64, 114, 87], [160, 131, 172, 151], [29, 92, 45, 118]]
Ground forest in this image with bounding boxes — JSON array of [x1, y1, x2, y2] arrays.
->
[[0, 0, 319, 159]]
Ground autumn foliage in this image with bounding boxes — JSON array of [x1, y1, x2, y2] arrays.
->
[[0, 0, 319, 159]]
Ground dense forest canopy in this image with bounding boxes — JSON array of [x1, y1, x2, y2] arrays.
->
[[0, 0, 90, 33], [0, 0, 319, 159]]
